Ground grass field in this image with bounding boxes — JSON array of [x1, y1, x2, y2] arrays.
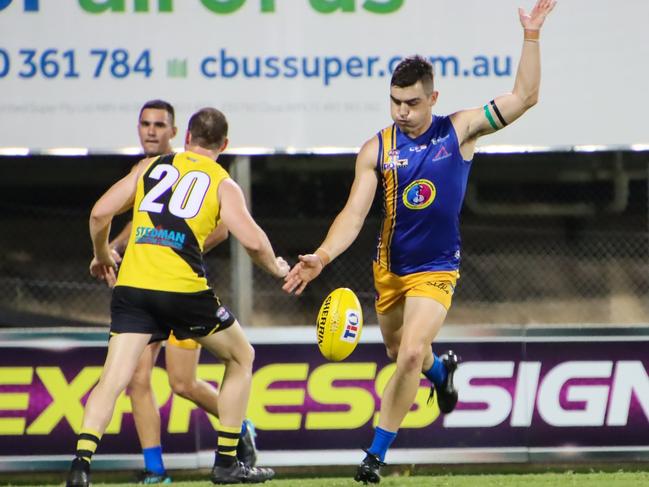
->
[[2, 471, 649, 486]]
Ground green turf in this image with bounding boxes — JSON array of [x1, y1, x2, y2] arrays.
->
[[3, 471, 649, 487]]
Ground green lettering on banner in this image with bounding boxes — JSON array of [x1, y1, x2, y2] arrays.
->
[[310, 0, 354, 14], [78, 0, 405, 14], [134, 0, 173, 12], [80, 0, 172, 12], [363, 0, 403, 14], [201, 0, 245, 14], [79, 0, 125, 13], [261, 0, 275, 12], [167, 59, 187, 78]]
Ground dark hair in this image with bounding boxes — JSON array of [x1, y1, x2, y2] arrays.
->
[[390, 55, 434, 94], [187, 108, 228, 150], [139, 99, 175, 126]]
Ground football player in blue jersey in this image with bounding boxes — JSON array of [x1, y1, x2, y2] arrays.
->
[[283, 0, 556, 483]]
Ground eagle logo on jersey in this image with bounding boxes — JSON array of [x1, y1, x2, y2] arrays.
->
[[402, 179, 436, 210]]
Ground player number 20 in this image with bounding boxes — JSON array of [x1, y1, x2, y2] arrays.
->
[[139, 164, 210, 219]]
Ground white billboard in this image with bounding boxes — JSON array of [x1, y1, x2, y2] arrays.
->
[[0, 0, 647, 152]]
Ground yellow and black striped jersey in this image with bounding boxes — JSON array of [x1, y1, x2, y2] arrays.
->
[[116, 151, 229, 293]]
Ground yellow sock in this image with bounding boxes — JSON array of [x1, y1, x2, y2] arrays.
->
[[217, 424, 241, 462], [75, 428, 102, 464]]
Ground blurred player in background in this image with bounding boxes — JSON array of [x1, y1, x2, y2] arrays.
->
[[109, 100, 258, 484], [283, 0, 556, 483]]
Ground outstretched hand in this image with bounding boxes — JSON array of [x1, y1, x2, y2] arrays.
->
[[519, 0, 556, 30], [89, 248, 121, 288], [282, 254, 324, 295]]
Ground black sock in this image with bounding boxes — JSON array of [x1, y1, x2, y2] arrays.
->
[[216, 452, 237, 467]]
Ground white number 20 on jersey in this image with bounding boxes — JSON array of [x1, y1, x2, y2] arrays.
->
[[139, 164, 211, 219]]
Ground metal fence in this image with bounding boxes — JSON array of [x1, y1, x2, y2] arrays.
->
[[1, 149, 648, 329]]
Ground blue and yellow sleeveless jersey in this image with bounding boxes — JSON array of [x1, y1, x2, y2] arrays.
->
[[375, 115, 472, 275], [116, 151, 229, 293]]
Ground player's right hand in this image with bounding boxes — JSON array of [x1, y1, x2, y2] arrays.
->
[[89, 248, 120, 288], [275, 256, 290, 279], [282, 254, 324, 296]]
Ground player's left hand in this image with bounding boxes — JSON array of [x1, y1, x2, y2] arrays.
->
[[519, 0, 556, 30], [282, 254, 324, 296]]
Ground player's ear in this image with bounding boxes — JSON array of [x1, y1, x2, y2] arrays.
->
[[430, 90, 439, 106], [219, 138, 229, 153], [171, 126, 178, 138], [185, 130, 191, 145]]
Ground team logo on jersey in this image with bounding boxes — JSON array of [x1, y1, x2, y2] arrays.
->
[[383, 149, 408, 170], [402, 179, 436, 210], [216, 306, 231, 322], [135, 226, 186, 250], [409, 144, 428, 153], [432, 145, 452, 161], [431, 134, 449, 145]]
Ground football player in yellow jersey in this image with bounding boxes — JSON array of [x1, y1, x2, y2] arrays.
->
[[283, 1, 556, 483], [66, 107, 288, 486], [104, 100, 258, 484]]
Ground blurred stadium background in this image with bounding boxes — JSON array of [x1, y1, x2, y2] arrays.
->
[[2, 149, 648, 328]]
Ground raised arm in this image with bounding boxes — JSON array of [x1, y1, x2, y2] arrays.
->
[[283, 136, 379, 295], [452, 0, 556, 158], [218, 178, 288, 278]]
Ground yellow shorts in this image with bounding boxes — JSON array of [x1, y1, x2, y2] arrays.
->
[[167, 331, 201, 350], [373, 261, 459, 314]]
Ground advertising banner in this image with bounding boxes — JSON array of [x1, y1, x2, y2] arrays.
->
[[1, 326, 648, 469], [1, 0, 648, 152]]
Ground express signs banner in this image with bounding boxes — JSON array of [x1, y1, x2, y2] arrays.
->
[[0, 1, 648, 151], [1, 327, 648, 469]]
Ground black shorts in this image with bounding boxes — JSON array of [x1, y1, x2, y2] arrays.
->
[[110, 286, 236, 341]]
